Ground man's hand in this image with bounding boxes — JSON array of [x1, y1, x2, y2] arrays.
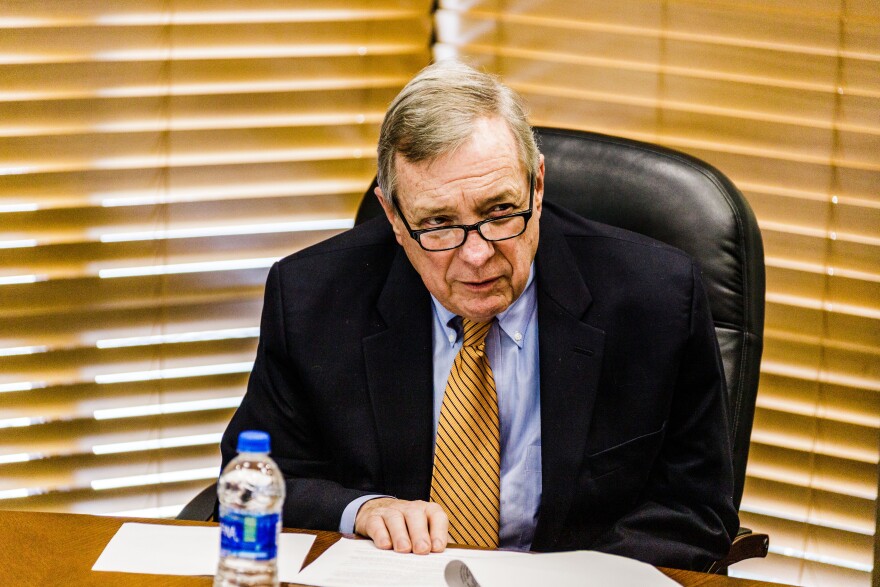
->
[[354, 497, 448, 554]]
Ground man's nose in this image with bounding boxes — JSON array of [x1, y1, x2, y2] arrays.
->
[[457, 229, 494, 265]]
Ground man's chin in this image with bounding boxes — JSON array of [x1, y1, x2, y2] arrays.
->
[[454, 297, 511, 323]]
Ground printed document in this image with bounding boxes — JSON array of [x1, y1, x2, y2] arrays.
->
[[294, 537, 680, 587]]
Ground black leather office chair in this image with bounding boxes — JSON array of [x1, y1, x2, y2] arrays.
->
[[180, 126, 768, 572]]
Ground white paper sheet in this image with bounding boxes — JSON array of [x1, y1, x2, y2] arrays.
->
[[293, 537, 526, 587], [294, 537, 680, 587], [92, 522, 315, 582], [445, 550, 681, 587]]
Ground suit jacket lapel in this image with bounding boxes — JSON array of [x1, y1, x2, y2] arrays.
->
[[532, 214, 606, 549], [362, 246, 435, 500]]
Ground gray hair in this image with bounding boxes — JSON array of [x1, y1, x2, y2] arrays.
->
[[376, 60, 540, 206]]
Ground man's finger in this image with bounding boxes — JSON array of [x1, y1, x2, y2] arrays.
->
[[425, 502, 449, 552], [383, 508, 413, 553], [402, 504, 432, 554], [362, 513, 393, 550], [356, 498, 394, 549]]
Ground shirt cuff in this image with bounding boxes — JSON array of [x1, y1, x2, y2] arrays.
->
[[339, 494, 390, 534]]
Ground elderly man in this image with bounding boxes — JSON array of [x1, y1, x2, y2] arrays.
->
[[220, 60, 738, 571]]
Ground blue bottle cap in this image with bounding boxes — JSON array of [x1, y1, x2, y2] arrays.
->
[[237, 430, 271, 453]]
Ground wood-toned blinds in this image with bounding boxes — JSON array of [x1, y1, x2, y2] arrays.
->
[[434, 1, 879, 586], [0, 0, 432, 517]]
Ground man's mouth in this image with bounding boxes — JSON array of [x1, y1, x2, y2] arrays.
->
[[461, 276, 500, 291]]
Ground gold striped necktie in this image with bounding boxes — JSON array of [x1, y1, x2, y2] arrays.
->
[[430, 318, 500, 548]]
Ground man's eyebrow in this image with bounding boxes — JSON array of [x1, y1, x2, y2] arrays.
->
[[407, 189, 522, 219], [407, 203, 456, 219], [481, 191, 521, 206]]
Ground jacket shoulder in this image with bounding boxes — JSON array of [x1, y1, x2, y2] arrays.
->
[[278, 215, 396, 267], [268, 216, 400, 310], [542, 201, 692, 268]]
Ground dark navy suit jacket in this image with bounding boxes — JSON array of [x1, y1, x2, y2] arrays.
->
[[221, 201, 739, 571]]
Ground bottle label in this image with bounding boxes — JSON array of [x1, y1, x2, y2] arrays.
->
[[218, 509, 280, 561]]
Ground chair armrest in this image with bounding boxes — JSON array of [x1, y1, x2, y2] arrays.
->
[[176, 482, 218, 521], [707, 527, 769, 574]]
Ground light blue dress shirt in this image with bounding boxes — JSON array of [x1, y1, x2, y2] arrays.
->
[[341, 265, 542, 551]]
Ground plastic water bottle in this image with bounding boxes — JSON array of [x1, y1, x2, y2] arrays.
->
[[215, 430, 286, 587]]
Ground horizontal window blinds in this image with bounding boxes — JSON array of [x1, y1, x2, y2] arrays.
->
[[434, 1, 878, 586], [0, 0, 432, 516]]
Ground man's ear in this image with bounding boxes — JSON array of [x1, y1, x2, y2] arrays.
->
[[534, 153, 545, 216], [375, 186, 405, 246]]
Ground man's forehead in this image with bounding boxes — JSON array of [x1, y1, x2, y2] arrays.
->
[[396, 159, 520, 196], [394, 118, 523, 191]]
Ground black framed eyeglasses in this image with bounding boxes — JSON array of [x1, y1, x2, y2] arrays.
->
[[392, 174, 534, 252]]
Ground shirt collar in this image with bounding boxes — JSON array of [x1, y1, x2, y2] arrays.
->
[[431, 263, 536, 349]]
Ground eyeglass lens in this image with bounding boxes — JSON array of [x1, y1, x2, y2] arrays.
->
[[419, 216, 526, 251]]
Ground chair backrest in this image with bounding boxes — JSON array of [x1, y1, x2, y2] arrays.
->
[[356, 126, 765, 508]]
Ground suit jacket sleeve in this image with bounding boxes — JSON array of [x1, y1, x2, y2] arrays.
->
[[220, 262, 374, 530], [585, 263, 738, 571]]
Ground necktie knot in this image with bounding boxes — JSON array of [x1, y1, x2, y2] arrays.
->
[[462, 319, 491, 348]]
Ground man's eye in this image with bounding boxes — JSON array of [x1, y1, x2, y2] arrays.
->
[[489, 203, 514, 216], [423, 216, 450, 227]]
